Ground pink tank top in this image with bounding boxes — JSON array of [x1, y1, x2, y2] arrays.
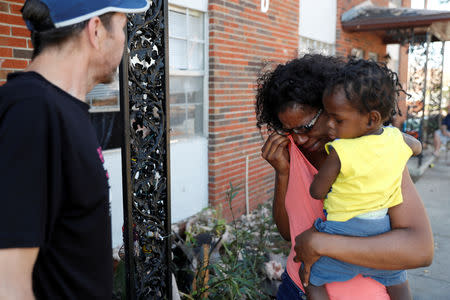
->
[[285, 136, 389, 299]]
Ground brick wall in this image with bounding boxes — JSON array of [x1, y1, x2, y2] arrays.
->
[[0, 0, 31, 85], [336, 0, 389, 60], [208, 0, 299, 220]]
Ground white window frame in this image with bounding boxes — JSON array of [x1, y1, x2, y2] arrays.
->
[[168, 4, 209, 139], [351, 48, 365, 59], [299, 36, 336, 56], [87, 70, 121, 113]]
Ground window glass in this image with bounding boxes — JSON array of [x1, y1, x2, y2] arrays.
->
[[169, 76, 203, 137], [86, 70, 121, 150], [389, 0, 402, 7], [87, 72, 120, 110], [188, 42, 204, 70], [351, 48, 364, 59], [169, 10, 187, 38], [169, 38, 188, 69], [170, 77, 187, 104], [169, 5, 206, 139], [185, 77, 203, 104], [188, 11, 204, 40], [368, 52, 378, 62]]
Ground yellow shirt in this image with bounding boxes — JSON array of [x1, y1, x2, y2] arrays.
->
[[324, 127, 412, 221]]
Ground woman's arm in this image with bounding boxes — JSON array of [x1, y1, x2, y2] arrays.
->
[[261, 133, 291, 241], [294, 167, 434, 284]]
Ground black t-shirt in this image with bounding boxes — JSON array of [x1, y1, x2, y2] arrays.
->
[[0, 72, 112, 299], [442, 114, 450, 129]]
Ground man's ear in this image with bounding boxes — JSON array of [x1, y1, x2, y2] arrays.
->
[[86, 16, 103, 50], [367, 110, 381, 128]]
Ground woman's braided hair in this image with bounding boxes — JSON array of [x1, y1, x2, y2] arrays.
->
[[255, 54, 344, 131], [324, 58, 407, 122]]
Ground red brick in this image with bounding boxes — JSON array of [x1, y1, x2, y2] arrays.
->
[[1, 58, 27, 68], [4, 0, 25, 4], [0, 2, 8, 13], [0, 46, 12, 57], [0, 24, 9, 35], [11, 26, 29, 37], [0, 12, 25, 26], [0, 35, 26, 47], [9, 4, 23, 15], [0, 68, 13, 80]]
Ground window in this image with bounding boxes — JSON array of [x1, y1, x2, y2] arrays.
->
[[389, 0, 402, 8], [350, 48, 364, 59], [386, 44, 400, 75], [86, 70, 122, 150], [299, 36, 335, 56], [368, 52, 379, 62], [169, 5, 207, 139]]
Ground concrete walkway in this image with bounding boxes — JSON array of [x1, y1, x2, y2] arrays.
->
[[408, 153, 450, 299]]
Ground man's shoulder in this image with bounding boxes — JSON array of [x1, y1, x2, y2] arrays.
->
[[0, 72, 60, 112]]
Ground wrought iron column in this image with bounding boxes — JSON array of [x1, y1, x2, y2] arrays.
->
[[418, 31, 431, 167], [120, 0, 171, 299]]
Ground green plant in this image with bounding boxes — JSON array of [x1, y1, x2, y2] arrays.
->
[[178, 182, 274, 300]]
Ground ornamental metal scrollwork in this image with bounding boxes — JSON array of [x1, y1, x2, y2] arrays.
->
[[122, 0, 171, 298], [406, 38, 444, 166]]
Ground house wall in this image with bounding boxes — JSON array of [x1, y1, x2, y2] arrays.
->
[[0, 0, 31, 86], [1, 0, 414, 223], [336, 0, 389, 59], [207, 0, 299, 220]]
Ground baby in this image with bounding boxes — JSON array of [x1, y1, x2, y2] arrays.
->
[[307, 59, 421, 300]]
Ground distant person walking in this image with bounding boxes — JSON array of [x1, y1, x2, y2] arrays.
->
[[433, 104, 450, 157], [0, 1, 149, 299]]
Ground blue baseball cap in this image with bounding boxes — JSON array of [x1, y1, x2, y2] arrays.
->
[[28, 0, 150, 29]]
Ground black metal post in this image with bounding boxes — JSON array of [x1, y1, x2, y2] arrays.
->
[[120, 0, 171, 298], [119, 35, 137, 300], [437, 42, 446, 124], [418, 31, 431, 167]]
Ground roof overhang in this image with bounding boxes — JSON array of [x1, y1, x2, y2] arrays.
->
[[341, 2, 450, 44]]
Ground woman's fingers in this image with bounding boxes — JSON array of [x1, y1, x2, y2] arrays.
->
[[299, 263, 311, 287], [261, 133, 284, 158], [293, 227, 321, 287], [261, 133, 290, 172]]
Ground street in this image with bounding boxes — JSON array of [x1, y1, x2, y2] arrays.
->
[[408, 156, 450, 299]]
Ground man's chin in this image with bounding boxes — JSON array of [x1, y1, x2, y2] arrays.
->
[[99, 69, 117, 85]]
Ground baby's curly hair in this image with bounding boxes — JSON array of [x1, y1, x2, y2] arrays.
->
[[255, 54, 344, 131], [324, 58, 406, 122]]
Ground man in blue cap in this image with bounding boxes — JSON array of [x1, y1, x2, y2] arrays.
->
[[0, 1, 149, 299]]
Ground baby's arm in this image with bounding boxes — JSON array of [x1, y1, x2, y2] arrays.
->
[[402, 132, 422, 156], [310, 147, 341, 200]]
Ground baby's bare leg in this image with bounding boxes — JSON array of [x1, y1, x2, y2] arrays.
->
[[305, 284, 330, 300], [386, 280, 412, 300]]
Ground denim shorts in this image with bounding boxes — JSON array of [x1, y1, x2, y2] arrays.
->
[[276, 270, 307, 300], [310, 216, 407, 287], [436, 129, 450, 144]]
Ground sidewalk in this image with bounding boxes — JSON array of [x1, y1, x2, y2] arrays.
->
[[407, 146, 438, 183], [407, 151, 450, 299]]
